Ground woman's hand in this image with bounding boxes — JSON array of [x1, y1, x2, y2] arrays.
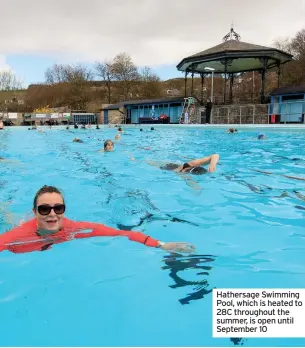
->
[[208, 154, 219, 172], [159, 242, 196, 253], [208, 163, 216, 172]]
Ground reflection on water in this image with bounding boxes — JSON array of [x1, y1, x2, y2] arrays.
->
[[161, 253, 215, 305]]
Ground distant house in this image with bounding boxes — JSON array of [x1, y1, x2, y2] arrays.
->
[[0, 90, 26, 109], [269, 86, 305, 123], [101, 97, 187, 124]]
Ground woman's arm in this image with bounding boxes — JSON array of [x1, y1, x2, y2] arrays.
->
[[67, 220, 195, 252], [188, 154, 219, 172]]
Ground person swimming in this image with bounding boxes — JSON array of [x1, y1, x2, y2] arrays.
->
[[115, 134, 121, 140], [0, 185, 195, 254], [104, 139, 114, 151], [227, 128, 238, 133], [73, 138, 83, 143], [257, 133, 267, 140], [148, 154, 219, 175], [160, 162, 207, 175]]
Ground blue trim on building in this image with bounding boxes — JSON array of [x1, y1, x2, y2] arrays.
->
[[104, 110, 109, 124], [128, 102, 183, 124], [269, 92, 305, 123]]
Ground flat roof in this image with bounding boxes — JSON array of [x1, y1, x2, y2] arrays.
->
[[102, 97, 188, 110], [271, 85, 305, 96]]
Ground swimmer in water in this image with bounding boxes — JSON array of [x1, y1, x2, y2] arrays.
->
[[148, 154, 219, 174], [0, 185, 195, 254], [257, 133, 267, 140], [115, 134, 121, 141], [73, 138, 83, 143], [227, 128, 238, 133], [100, 139, 114, 152]]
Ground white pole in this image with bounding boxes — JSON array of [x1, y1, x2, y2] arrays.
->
[[211, 71, 214, 102]]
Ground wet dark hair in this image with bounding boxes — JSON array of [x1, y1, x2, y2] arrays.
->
[[151, 127, 154, 130], [160, 163, 180, 171], [118, 127, 122, 131], [190, 167, 207, 175], [182, 163, 191, 170], [182, 163, 207, 175], [33, 185, 64, 209], [104, 139, 114, 149], [140, 129, 143, 131]]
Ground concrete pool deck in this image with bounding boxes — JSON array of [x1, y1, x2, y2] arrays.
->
[[4, 124, 305, 131]]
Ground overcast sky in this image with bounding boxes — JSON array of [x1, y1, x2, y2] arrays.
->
[[0, 0, 304, 83]]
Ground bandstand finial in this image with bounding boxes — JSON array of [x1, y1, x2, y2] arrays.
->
[[223, 25, 241, 42]]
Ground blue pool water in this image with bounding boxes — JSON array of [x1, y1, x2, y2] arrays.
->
[[0, 126, 304, 347]]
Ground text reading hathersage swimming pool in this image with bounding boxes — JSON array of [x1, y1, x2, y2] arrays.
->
[[212, 289, 305, 338]]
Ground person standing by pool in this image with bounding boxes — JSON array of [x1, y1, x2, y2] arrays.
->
[[0, 119, 4, 130], [205, 99, 213, 124], [0, 186, 195, 254]]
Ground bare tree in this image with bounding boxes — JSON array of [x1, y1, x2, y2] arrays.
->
[[0, 70, 23, 91], [95, 60, 114, 104], [45, 63, 93, 85], [273, 37, 293, 54], [111, 53, 139, 100], [273, 28, 305, 86], [44, 64, 94, 110], [291, 29, 305, 59], [139, 66, 162, 98]]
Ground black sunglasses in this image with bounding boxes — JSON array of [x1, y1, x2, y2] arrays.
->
[[36, 204, 66, 216]]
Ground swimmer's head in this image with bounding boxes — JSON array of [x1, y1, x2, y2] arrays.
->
[[160, 163, 180, 171], [33, 185, 65, 233], [115, 134, 121, 140], [140, 128, 143, 132], [104, 139, 114, 151], [258, 133, 266, 140], [181, 163, 207, 175], [118, 127, 123, 132], [73, 138, 83, 143], [189, 167, 207, 175], [151, 127, 155, 130]]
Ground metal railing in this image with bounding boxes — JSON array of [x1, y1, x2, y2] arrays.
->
[[210, 101, 305, 124]]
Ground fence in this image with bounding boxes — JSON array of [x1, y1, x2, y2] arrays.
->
[[210, 101, 305, 124]]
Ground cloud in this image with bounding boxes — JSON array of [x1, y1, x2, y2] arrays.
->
[[0, 55, 11, 71], [0, 0, 304, 66]]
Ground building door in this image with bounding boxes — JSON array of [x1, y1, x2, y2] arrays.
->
[[104, 110, 109, 124]]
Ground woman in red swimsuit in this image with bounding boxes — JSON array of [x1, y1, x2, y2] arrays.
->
[[0, 185, 195, 254]]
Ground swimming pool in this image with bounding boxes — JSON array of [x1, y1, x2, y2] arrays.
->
[[0, 126, 304, 347]]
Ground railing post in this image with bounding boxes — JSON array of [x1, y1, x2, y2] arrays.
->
[[253, 105, 255, 124], [239, 106, 242, 124]]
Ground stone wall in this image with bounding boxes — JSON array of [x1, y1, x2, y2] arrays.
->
[[211, 104, 269, 124]]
